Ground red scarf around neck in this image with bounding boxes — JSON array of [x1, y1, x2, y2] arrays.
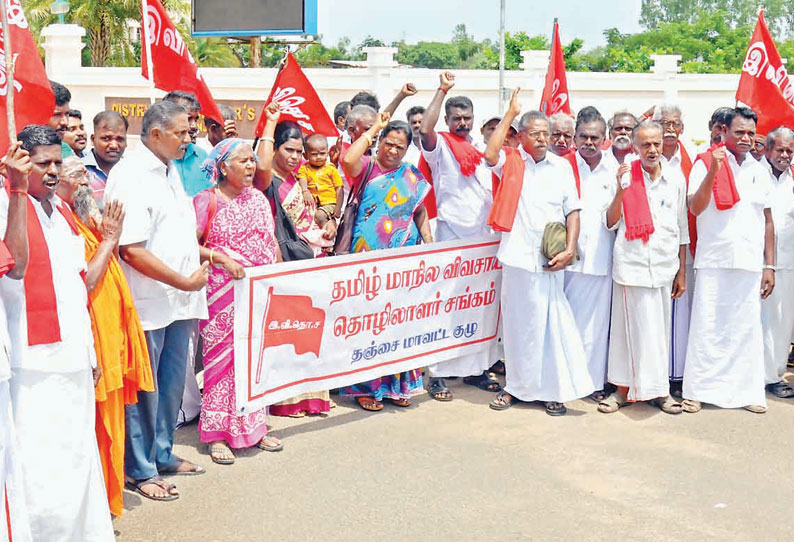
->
[[5, 185, 81, 346], [622, 160, 656, 243], [417, 132, 484, 220], [487, 147, 525, 232], [563, 151, 582, 197], [695, 143, 741, 211], [676, 142, 698, 259]]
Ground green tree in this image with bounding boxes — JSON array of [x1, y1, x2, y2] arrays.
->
[[640, 0, 790, 34], [396, 41, 459, 68]]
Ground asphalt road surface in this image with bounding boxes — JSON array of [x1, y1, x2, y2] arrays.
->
[[113, 375, 794, 542]]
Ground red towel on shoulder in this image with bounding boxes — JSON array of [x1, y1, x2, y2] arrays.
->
[[487, 147, 525, 232], [622, 160, 655, 243], [563, 151, 582, 197], [418, 132, 484, 220], [696, 143, 741, 210]]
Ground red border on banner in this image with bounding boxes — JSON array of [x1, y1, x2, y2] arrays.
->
[[246, 240, 501, 402]]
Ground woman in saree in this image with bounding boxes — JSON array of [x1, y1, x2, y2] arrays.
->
[[194, 138, 284, 465], [254, 102, 334, 417], [339, 112, 434, 411]]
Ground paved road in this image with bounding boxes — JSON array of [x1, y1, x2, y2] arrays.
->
[[113, 375, 794, 542]]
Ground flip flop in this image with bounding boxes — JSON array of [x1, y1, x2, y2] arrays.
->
[[386, 397, 411, 407], [489, 391, 516, 411], [209, 442, 235, 465], [125, 477, 179, 502], [598, 391, 627, 413], [743, 404, 767, 414], [257, 436, 284, 452], [766, 381, 794, 398], [545, 402, 567, 416], [428, 378, 453, 402], [160, 458, 206, 476], [681, 399, 701, 413], [356, 396, 383, 411], [463, 372, 502, 392], [650, 396, 682, 415]]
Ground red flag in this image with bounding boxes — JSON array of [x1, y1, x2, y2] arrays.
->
[[539, 23, 571, 116], [254, 53, 337, 138], [255, 287, 325, 384], [736, 10, 794, 134], [140, 0, 222, 123], [0, 0, 54, 153]]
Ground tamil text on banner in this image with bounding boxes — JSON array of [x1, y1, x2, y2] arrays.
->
[[233, 237, 502, 413]]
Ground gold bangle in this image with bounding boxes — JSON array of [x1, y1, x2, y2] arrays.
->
[[209, 249, 214, 265]]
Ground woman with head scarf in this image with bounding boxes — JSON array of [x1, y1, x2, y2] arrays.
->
[[194, 138, 284, 465]]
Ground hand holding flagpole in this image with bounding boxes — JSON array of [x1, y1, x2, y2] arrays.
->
[[1, 0, 17, 144]]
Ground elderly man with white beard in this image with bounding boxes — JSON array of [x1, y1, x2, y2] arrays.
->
[[607, 112, 637, 165]]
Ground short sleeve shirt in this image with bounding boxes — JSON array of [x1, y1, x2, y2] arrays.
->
[[174, 143, 212, 197], [297, 163, 343, 207]]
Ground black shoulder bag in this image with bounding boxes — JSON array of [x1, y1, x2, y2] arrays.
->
[[333, 159, 376, 256], [265, 178, 315, 262]]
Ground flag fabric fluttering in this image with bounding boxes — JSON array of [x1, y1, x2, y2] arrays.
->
[[0, 0, 54, 153], [254, 53, 338, 138], [539, 21, 571, 116], [736, 9, 794, 134], [140, 0, 222, 123]]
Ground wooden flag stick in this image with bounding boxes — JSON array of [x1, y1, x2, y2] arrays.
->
[[1, 0, 17, 144]]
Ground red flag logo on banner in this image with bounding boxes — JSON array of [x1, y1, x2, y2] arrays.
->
[[736, 9, 794, 134], [539, 23, 571, 116], [0, 0, 55, 153], [254, 53, 337, 138], [140, 0, 222, 123], [255, 287, 325, 384]]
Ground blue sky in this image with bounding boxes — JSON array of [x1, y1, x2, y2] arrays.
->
[[316, 0, 643, 49]]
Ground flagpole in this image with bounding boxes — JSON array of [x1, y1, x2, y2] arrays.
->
[[550, 18, 558, 63], [497, 0, 505, 114], [1, 0, 17, 144], [141, 0, 156, 105]]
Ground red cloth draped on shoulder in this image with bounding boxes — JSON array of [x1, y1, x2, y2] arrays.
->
[[487, 147, 525, 232], [417, 132, 484, 220], [563, 151, 582, 197], [677, 142, 697, 258], [621, 160, 655, 243]]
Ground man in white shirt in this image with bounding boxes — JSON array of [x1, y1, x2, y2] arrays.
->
[[563, 106, 618, 401], [105, 101, 210, 501], [549, 113, 575, 157], [760, 126, 794, 399], [600, 121, 688, 414], [683, 107, 774, 413], [484, 90, 594, 415], [607, 112, 638, 165], [654, 104, 696, 398], [404, 105, 425, 167], [0, 142, 32, 542], [419, 71, 498, 400], [1, 126, 114, 540]]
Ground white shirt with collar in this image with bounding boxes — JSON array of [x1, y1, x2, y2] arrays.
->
[[105, 144, 208, 331], [0, 193, 96, 373], [404, 143, 422, 167], [761, 157, 794, 270], [688, 151, 771, 272], [567, 150, 617, 276], [489, 147, 582, 272], [420, 134, 492, 238], [609, 163, 689, 288]]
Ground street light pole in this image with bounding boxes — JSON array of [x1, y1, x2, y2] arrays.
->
[[498, 0, 506, 114]]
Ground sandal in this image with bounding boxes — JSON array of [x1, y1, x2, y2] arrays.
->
[[160, 457, 206, 476], [598, 391, 627, 414], [428, 378, 453, 402], [463, 372, 502, 392], [681, 399, 701, 413], [490, 360, 506, 375], [257, 436, 284, 452], [125, 476, 179, 502], [209, 442, 235, 465], [545, 402, 567, 416], [743, 404, 767, 414], [590, 389, 608, 402], [386, 397, 411, 407], [766, 381, 794, 399], [489, 391, 516, 411], [356, 396, 383, 411], [650, 396, 682, 415]]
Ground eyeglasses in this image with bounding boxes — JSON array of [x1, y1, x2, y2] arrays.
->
[[62, 170, 88, 181], [659, 120, 682, 129], [527, 131, 551, 140]]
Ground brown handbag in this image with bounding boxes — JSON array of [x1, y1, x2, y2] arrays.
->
[[332, 159, 376, 256]]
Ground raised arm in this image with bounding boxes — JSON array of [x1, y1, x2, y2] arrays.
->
[[85, 201, 124, 292], [254, 102, 282, 191], [2, 143, 30, 279], [485, 87, 522, 167], [420, 72, 456, 152], [689, 147, 724, 216], [341, 112, 390, 180], [383, 83, 417, 116]]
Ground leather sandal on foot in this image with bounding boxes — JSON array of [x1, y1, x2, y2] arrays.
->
[[160, 457, 206, 476], [428, 378, 453, 402], [356, 396, 383, 411], [651, 396, 682, 415], [743, 404, 767, 414], [598, 391, 627, 413], [386, 397, 411, 407], [489, 391, 516, 411], [681, 399, 701, 413], [125, 477, 179, 502], [257, 436, 284, 452], [545, 402, 567, 416], [766, 381, 794, 398], [463, 372, 502, 392]]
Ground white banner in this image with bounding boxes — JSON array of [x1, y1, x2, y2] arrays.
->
[[233, 237, 502, 413]]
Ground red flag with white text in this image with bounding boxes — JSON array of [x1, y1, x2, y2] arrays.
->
[[735, 10, 794, 134], [539, 23, 571, 116], [140, 0, 222, 122], [0, 0, 55, 153], [254, 53, 337, 137], [255, 287, 325, 384]]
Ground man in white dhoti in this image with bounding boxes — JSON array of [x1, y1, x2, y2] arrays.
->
[[683, 107, 774, 414], [599, 121, 688, 414], [653, 104, 696, 398], [562, 106, 617, 401], [0, 142, 33, 542], [484, 89, 594, 416], [0, 126, 114, 541], [419, 71, 499, 400], [760, 127, 794, 399]]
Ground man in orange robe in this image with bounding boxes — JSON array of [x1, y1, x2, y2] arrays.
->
[[57, 156, 153, 516]]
